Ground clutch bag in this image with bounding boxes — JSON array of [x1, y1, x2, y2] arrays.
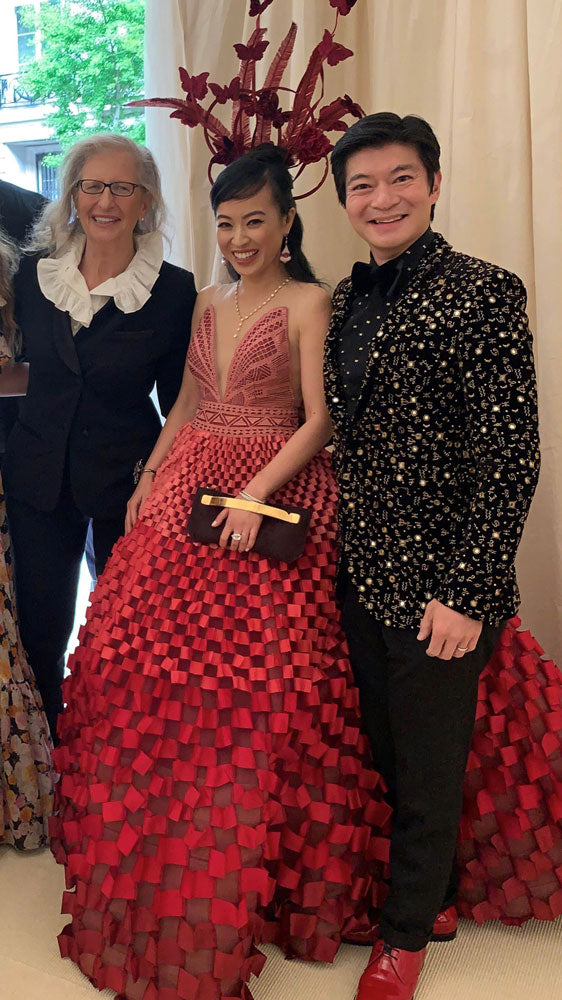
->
[[187, 488, 311, 563]]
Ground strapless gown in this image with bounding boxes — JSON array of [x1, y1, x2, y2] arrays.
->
[[51, 306, 562, 1000]]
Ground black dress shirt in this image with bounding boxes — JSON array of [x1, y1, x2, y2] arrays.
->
[[338, 229, 435, 420]]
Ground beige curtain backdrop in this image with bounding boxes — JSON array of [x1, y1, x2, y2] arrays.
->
[[145, 0, 562, 662]]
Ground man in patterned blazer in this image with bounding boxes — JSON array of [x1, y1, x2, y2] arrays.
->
[[324, 113, 540, 1000]]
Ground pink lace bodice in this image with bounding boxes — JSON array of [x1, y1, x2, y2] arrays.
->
[[188, 305, 299, 436]]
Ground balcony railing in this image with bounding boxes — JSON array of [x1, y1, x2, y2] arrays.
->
[[0, 72, 39, 109]]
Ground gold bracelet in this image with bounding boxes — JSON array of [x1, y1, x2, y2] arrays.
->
[[239, 489, 265, 504], [142, 468, 157, 477]]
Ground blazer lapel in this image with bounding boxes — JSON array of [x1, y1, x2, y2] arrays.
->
[[350, 234, 451, 428], [325, 278, 355, 435], [51, 304, 81, 375], [73, 297, 120, 347], [51, 298, 123, 373]]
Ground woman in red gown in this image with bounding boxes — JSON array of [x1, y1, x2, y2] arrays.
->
[[52, 146, 393, 999], [51, 146, 562, 1000]]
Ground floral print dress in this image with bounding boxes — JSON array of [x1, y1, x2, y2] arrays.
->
[[0, 351, 54, 850]]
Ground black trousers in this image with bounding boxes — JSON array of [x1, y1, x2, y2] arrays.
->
[[6, 474, 124, 741], [341, 584, 503, 952]]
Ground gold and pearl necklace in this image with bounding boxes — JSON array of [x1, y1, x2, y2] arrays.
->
[[233, 277, 291, 338]]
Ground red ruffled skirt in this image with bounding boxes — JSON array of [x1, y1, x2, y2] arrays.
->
[[51, 425, 393, 1000], [459, 622, 562, 923], [51, 424, 562, 999]]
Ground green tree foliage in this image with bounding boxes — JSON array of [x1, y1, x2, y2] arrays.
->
[[21, 0, 145, 161]]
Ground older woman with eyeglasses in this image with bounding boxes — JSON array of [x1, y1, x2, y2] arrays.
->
[[3, 133, 196, 741]]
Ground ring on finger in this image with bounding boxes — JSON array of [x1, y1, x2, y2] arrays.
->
[[231, 532, 242, 542], [456, 644, 469, 652]]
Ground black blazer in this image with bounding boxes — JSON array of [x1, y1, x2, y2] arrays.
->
[[4, 252, 196, 518], [324, 233, 540, 628]]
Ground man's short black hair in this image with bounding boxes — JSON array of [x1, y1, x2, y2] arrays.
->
[[331, 112, 441, 206]]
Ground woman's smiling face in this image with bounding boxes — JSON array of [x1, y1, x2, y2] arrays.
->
[[215, 181, 295, 277], [75, 150, 151, 246]]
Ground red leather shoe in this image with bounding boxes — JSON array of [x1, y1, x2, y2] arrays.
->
[[355, 940, 426, 1000], [431, 905, 458, 941]]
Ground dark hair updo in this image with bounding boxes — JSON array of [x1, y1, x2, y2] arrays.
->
[[210, 144, 319, 284]]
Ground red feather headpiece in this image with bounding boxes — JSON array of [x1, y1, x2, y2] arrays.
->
[[130, 0, 363, 198]]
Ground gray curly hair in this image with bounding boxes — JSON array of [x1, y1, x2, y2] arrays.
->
[[28, 133, 167, 252]]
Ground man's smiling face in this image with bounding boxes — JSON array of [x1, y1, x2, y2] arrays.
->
[[344, 142, 441, 264]]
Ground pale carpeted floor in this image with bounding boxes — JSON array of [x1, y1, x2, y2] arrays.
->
[[0, 846, 560, 1000]]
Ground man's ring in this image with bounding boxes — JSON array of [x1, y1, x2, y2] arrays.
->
[[456, 645, 469, 651], [231, 532, 242, 541]]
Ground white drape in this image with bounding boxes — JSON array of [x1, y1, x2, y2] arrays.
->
[[145, 0, 562, 661]]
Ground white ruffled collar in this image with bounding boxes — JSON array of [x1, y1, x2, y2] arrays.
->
[[37, 231, 164, 328]]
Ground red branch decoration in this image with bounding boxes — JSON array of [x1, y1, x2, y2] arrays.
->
[[130, 0, 364, 198]]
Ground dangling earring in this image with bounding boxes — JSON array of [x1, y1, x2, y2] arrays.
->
[[280, 235, 291, 264], [221, 255, 227, 265]]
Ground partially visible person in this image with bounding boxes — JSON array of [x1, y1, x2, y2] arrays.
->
[[3, 134, 196, 740], [0, 179, 46, 461], [0, 225, 54, 850], [0, 178, 46, 245]]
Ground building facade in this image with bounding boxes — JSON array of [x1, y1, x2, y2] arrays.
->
[[0, 0, 60, 195]]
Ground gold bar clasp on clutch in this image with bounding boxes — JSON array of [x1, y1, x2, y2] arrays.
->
[[201, 494, 301, 524]]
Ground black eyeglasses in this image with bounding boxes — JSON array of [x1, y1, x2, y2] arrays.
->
[[76, 179, 145, 197]]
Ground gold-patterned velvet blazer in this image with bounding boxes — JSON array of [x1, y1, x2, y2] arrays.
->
[[324, 233, 540, 628]]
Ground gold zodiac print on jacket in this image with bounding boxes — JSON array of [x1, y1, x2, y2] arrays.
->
[[324, 233, 540, 627]]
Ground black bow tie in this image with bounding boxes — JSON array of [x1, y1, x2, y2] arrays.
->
[[351, 255, 406, 298]]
